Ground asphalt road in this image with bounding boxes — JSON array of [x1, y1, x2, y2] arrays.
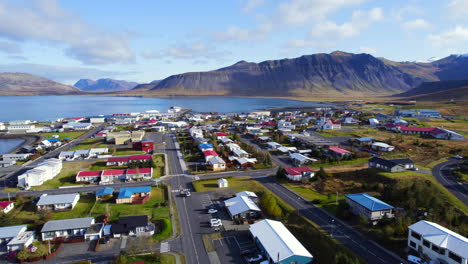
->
[[255, 176, 406, 264], [162, 132, 210, 264], [432, 159, 468, 205]]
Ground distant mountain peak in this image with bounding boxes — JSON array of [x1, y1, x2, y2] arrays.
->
[[0, 72, 81, 95], [74, 78, 138, 92], [330, 50, 352, 56]]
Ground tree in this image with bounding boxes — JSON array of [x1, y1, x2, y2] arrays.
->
[[0, 212, 15, 227], [276, 167, 285, 179], [316, 167, 328, 179]]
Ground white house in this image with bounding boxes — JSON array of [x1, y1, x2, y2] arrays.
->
[[266, 142, 282, 149], [249, 219, 313, 264], [233, 149, 249, 158], [89, 148, 108, 157], [321, 119, 341, 130], [0, 201, 14, 214], [36, 193, 80, 211], [2, 153, 32, 162], [17, 159, 62, 190], [408, 220, 468, 264], [0, 225, 35, 252], [369, 118, 380, 126], [73, 149, 90, 159], [225, 143, 241, 152], [41, 217, 95, 241], [62, 122, 92, 130], [218, 178, 228, 188], [224, 191, 261, 220], [0, 122, 6, 130], [90, 117, 106, 124], [290, 153, 317, 166], [371, 142, 395, 152], [284, 167, 315, 182]]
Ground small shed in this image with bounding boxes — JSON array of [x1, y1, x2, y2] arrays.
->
[[218, 178, 228, 188], [96, 187, 114, 200]]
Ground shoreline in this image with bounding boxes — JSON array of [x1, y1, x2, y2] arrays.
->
[[0, 134, 40, 154]]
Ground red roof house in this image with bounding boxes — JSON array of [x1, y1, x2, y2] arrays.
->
[[284, 167, 314, 181], [329, 146, 351, 156], [0, 201, 14, 214], [399, 126, 436, 135]]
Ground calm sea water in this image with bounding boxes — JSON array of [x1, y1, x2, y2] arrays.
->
[[0, 138, 25, 155], [0, 96, 329, 122]]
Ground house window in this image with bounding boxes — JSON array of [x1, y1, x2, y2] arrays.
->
[[410, 231, 421, 240], [432, 244, 439, 253], [448, 251, 462, 263], [409, 241, 416, 248], [422, 239, 430, 248], [438, 248, 445, 255]]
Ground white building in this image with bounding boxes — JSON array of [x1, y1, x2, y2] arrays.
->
[[9, 120, 31, 125], [207, 156, 226, 172], [371, 142, 395, 152], [90, 117, 106, 124], [17, 159, 62, 190], [218, 178, 228, 188], [0, 225, 35, 252], [290, 153, 317, 166], [408, 220, 468, 264], [36, 193, 80, 211], [0, 122, 6, 130], [224, 191, 261, 220], [249, 219, 313, 264], [89, 148, 108, 157], [369, 118, 380, 126], [8, 124, 36, 132], [2, 153, 32, 162], [63, 122, 92, 130]]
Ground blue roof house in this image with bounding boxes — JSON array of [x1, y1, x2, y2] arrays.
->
[[96, 187, 114, 199], [198, 143, 214, 151], [345, 193, 394, 222], [116, 186, 151, 204], [356, 137, 375, 145]]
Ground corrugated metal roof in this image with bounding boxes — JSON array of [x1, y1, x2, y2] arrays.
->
[[409, 220, 468, 258], [225, 195, 260, 216], [41, 217, 94, 233], [96, 187, 114, 196], [0, 225, 27, 239], [345, 193, 393, 211], [37, 193, 79, 206], [117, 186, 151, 199], [249, 219, 313, 261]]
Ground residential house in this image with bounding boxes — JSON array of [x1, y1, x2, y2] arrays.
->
[[95, 187, 114, 200], [207, 156, 226, 171], [0, 201, 14, 214], [215, 132, 228, 140], [125, 168, 153, 180], [220, 137, 233, 144], [198, 143, 214, 152], [73, 149, 90, 159], [0, 225, 34, 252], [418, 110, 441, 118], [233, 149, 249, 158], [328, 146, 351, 158], [278, 120, 296, 130], [130, 130, 145, 142], [266, 142, 282, 149], [395, 109, 417, 117], [249, 219, 313, 264], [111, 215, 155, 237], [106, 131, 131, 145], [290, 153, 317, 166], [106, 154, 152, 166], [90, 117, 106, 124], [284, 167, 314, 182], [89, 148, 109, 157], [41, 217, 95, 240], [224, 191, 261, 220], [407, 220, 467, 264], [225, 143, 241, 152], [17, 159, 62, 190], [356, 137, 375, 146], [36, 193, 80, 211], [131, 141, 154, 153], [0, 122, 5, 130], [101, 169, 126, 183], [59, 151, 75, 160], [203, 150, 219, 162], [431, 128, 465, 140], [0, 160, 15, 168], [318, 117, 341, 130], [399, 126, 436, 135], [76, 170, 101, 183], [234, 157, 257, 168], [368, 157, 415, 172], [257, 136, 271, 143], [84, 223, 104, 241], [371, 142, 395, 152], [116, 186, 151, 204], [2, 153, 32, 162], [62, 122, 92, 130], [345, 193, 394, 222], [8, 124, 36, 132], [368, 118, 380, 126]]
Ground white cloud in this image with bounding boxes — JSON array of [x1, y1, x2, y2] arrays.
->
[[448, 0, 468, 17], [359, 47, 377, 55], [402, 19, 431, 30], [309, 8, 384, 40], [144, 42, 230, 61], [0, 0, 134, 65], [213, 25, 269, 42], [0, 63, 136, 84], [428, 26, 468, 51], [242, 0, 265, 12]]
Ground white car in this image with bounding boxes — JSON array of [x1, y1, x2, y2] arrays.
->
[[208, 209, 218, 214], [407, 255, 424, 264], [247, 254, 263, 262], [210, 218, 222, 227]]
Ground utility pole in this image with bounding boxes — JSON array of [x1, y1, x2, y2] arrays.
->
[[331, 219, 335, 237]]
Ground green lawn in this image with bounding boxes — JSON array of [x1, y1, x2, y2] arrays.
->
[[114, 147, 145, 156], [152, 154, 165, 178], [53, 194, 96, 220], [89, 161, 126, 171], [35, 131, 87, 140], [308, 157, 369, 168], [30, 161, 93, 190], [90, 187, 169, 222], [69, 138, 110, 151]]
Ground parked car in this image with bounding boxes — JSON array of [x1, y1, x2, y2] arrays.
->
[[208, 208, 218, 214], [210, 218, 222, 227], [247, 254, 263, 263], [186, 191, 191, 197], [407, 255, 424, 264]]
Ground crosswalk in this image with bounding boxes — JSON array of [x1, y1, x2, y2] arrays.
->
[[160, 242, 170, 253]]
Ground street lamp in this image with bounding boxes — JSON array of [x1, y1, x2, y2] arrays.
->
[[331, 219, 335, 237]]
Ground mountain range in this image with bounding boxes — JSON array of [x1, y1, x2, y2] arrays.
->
[[74, 78, 139, 92], [129, 51, 468, 98], [0, 73, 81, 95], [1, 51, 468, 99]]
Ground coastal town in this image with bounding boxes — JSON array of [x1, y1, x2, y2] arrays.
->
[[0, 102, 466, 264]]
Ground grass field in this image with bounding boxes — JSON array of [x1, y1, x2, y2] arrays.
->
[[69, 137, 110, 151], [114, 147, 145, 156], [30, 161, 92, 190], [309, 157, 369, 168], [152, 154, 165, 178], [35, 131, 87, 140], [90, 187, 169, 222]]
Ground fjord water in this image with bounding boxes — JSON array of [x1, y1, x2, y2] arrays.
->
[[0, 96, 328, 122], [0, 138, 25, 155]]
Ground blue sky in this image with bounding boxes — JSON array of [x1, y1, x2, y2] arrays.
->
[[0, 0, 467, 84]]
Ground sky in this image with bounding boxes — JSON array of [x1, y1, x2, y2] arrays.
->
[[0, 0, 467, 85]]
